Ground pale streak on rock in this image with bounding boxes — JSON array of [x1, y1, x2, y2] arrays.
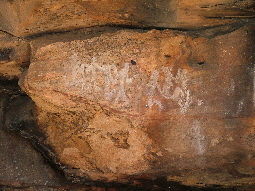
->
[[228, 79, 235, 95], [69, 54, 192, 114], [69, 54, 133, 104], [18, 27, 255, 186], [146, 67, 191, 113], [236, 99, 244, 115], [190, 120, 206, 155], [101, 62, 132, 104]]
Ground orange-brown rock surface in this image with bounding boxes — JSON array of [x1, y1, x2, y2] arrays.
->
[[0, 32, 29, 78], [0, 0, 254, 37], [0, 0, 255, 189], [19, 26, 255, 186]]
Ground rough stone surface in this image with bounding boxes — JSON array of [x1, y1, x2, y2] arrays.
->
[[19, 26, 255, 187], [0, 0, 254, 37], [0, 0, 255, 189], [0, 93, 67, 188], [0, 32, 30, 79]]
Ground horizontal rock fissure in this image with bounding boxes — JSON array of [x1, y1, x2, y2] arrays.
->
[[0, 21, 250, 40]]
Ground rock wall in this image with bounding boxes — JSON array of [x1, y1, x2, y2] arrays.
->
[[0, 0, 254, 37], [0, 0, 255, 190], [18, 25, 255, 187]]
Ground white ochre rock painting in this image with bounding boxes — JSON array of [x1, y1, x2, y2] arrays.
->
[[24, 30, 200, 115], [67, 54, 191, 114]]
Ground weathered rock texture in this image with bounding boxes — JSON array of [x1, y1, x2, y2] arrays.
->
[[19, 25, 255, 187], [0, 32, 29, 78], [0, 0, 254, 37], [0, 91, 67, 189], [0, 0, 255, 190]]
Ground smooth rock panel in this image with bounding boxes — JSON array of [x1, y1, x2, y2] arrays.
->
[[20, 26, 255, 186]]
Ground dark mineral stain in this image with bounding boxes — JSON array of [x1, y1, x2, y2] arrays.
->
[[107, 130, 130, 149], [0, 48, 12, 62], [131, 60, 137, 65], [197, 62, 205, 65]]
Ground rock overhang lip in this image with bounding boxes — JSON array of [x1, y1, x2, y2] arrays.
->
[[203, 11, 255, 19]]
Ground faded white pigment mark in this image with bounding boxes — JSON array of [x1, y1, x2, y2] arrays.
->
[[190, 120, 206, 155], [68, 54, 133, 104], [197, 99, 204, 106], [64, 54, 196, 114], [236, 99, 244, 115], [146, 67, 191, 114], [228, 79, 235, 95]]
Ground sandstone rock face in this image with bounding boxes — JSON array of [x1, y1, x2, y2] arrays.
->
[[0, 0, 254, 189], [0, 32, 30, 78], [20, 26, 255, 186], [0, 92, 69, 188], [0, 0, 254, 37]]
